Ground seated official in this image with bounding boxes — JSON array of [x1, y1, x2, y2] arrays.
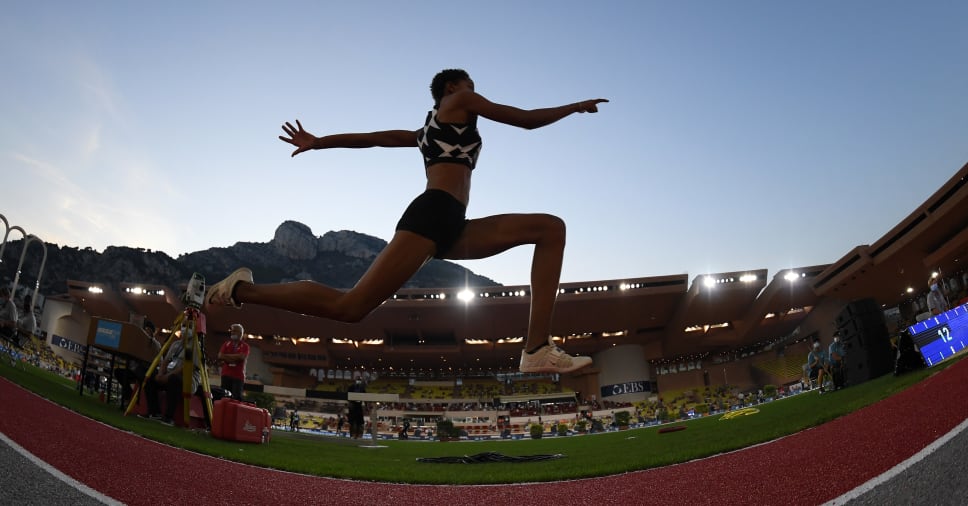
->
[[113, 320, 162, 408], [894, 329, 925, 376], [143, 332, 200, 426]]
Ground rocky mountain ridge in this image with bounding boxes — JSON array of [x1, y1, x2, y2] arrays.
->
[[0, 220, 499, 297]]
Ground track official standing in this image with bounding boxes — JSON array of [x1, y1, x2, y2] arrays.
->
[[218, 323, 249, 400]]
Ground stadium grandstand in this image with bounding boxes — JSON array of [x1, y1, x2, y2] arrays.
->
[[12, 159, 968, 438]]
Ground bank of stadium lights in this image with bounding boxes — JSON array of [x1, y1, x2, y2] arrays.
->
[[601, 330, 628, 337], [331, 338, 384, 346], [684, 322, 729, 333], [764, 307, 809, 319], [87, 286, 103, 294], [704, 274, 758, 288], [389, 283, 659, 301], [124, 286, 165, 296], [784, 271, 806, 282]]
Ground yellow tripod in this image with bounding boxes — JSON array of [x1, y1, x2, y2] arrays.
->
[[125, 273, 214, 427]]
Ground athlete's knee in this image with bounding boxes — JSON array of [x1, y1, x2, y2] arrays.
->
[[536, 214, 566, 244], [330, 296, 377, 323]]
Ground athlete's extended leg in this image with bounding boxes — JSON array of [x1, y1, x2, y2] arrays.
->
[[208, 231, 436, 322], [443, 213, 591, 373]]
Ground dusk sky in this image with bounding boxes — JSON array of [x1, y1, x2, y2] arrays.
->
[[2, 1, 966, 287]]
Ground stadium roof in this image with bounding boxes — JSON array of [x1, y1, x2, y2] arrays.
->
[[66, 160, 968, 372]]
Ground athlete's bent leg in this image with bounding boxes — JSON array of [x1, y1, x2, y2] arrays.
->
[[210, 231, 436, 322], [443, 213, 591, 373]]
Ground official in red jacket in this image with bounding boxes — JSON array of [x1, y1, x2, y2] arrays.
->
[[218, 323, 249, 400]]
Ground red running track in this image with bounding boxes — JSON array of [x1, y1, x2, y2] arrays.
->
[[2, 357, 966, 506]]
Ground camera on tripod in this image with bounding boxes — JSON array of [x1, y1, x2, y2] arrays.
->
[[184, 272, 206, 308]]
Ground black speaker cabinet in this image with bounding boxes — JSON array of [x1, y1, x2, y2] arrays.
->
[[836, 299, 894, 385]]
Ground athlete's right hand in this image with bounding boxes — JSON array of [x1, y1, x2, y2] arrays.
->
[[577, 98, 609, 113], [279, 120, 316, 157]]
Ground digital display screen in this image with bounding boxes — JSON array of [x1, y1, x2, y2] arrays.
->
[[906, 303, 968, 366], [93, 320, 123, 349]]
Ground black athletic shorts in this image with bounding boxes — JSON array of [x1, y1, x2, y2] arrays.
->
[[395, 189, 468, 258], [809, 365, 822, 379]]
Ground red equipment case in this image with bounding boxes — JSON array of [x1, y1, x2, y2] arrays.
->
[[212, 398, 271, 443]]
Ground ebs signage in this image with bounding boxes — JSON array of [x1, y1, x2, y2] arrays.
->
[[600, 380, 650, 398]]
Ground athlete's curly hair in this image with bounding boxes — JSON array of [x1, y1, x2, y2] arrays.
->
[[430, 69, 470, 103]]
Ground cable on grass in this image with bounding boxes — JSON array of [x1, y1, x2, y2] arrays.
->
[[416, 451, 564, 464]]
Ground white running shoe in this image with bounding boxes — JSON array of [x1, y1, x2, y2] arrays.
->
[[520, 344, 592, 373], [206, 267, 253, 308]]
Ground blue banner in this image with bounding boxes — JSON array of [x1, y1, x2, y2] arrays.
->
[[94, 320, 123, 349]]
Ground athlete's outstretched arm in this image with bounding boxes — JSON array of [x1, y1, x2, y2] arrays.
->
[[279, 120, 418, 157], [448, 91, 608, 130]]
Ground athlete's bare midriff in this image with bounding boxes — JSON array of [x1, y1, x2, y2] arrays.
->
[[425, 163, 472, 206]]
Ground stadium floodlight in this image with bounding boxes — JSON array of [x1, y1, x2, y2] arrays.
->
[[703, 276, 716, 288], [457, 288, 475, 303], [739, 274, 757, 283], [784, 271, 799, 282]]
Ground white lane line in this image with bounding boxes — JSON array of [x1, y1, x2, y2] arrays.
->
[[0, 431, 124, 506], [824, 416, 968, 505]]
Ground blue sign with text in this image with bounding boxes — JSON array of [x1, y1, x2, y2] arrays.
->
[[94, 320, 123, 349]]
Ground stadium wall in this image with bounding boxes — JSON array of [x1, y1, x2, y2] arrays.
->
[[594, 345, 651, 403]]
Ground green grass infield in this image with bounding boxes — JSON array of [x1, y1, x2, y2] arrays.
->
[[0, 355, 958, 485]]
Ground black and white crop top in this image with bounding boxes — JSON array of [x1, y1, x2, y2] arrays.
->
[[417, 108, 482, 170]]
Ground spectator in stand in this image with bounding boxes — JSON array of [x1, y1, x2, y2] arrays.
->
[[218, 323, 250, 400], [806, 340, 829, 393], [828, 333, 847, 390]]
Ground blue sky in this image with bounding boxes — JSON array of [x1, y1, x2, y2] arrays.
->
[[2, 1, 966, 286]]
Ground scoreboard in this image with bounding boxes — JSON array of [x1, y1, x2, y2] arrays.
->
[[906, 303, 968, 366]]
